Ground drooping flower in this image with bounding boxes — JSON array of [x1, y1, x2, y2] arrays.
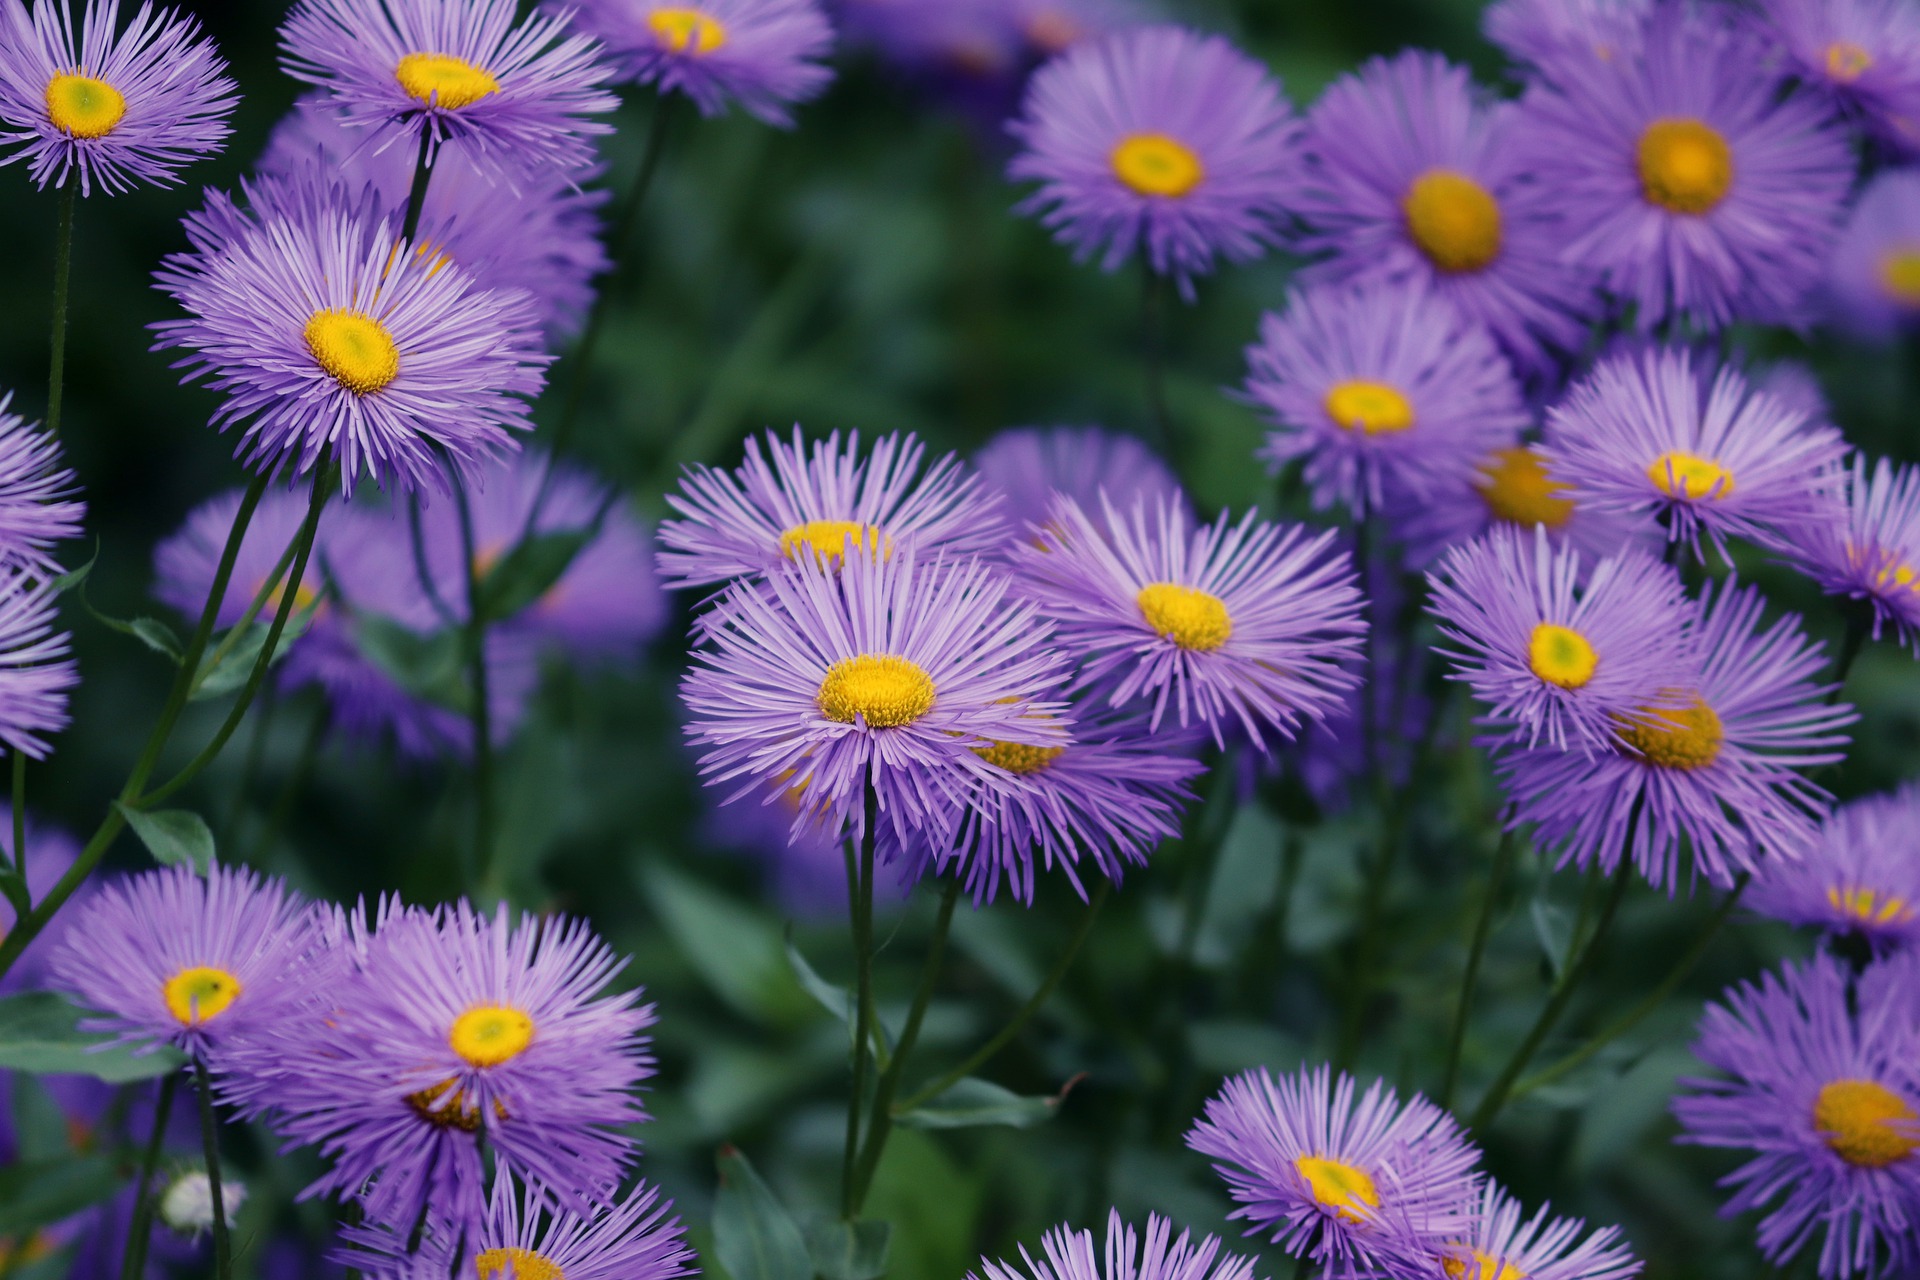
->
[[1495, 579, 1853, 891], [0, 0, 235, 195], [1245, 277, 1528, 516], [1186, 1064, 1482, 1269], [1379, 1181, 1642, 1280], [1482, 0, 1651, 68], [1541, 345, 1847, 563], [151, 174, 549, 495], [1748, 0, 1920, 156], [564, 0, 834, 126], [1007, 24, 1299, 295], [656, 427, 1003, 589], [277, 0, 617, 179], [1014, 494, 1365, 750], [1513, 5, 1855, 331], [970, 1211, 1257, 1280], [0, 393, 81, 575], [1428, 527, 1688, 752], [1780, 454, 1920, 652], [1291, 50, 1602, 374], [1673, 952, 1920, 1279], [1749, 785, 1920, 954], [1823, 169, 1920, 344], [49, 862, 318, 1059], [0, 569, 75, 758], [972, 425, 1184, 549]]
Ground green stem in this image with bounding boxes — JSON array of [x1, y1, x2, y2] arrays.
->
[[189, 509, 314, 697], [400, 128, 435, 246], [193, 1057, 231, 1280], [119, 1070, 181, 1280], [840, 783, 878, 1221], [897, 879, 1110, 1114], [46, 180, 75, 441], [1440, 832, 1519, 1110], [452, 476, 498, 901]]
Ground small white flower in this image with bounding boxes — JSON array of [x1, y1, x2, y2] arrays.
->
[[159, 1171, 246, 1237]]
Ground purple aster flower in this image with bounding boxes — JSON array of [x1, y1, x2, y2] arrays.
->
[[1495, 579, 1853, 891], [1482, 0, 1650, 68], [1542, 346, 1848, 564], [260, 97, 609, 343], [1245, 277, 1529, 516], [0, 568, 75, 758], [152, 486, 332, 634], [1014, 494, 1365, 750], [0, 0, 235, 195], [1512, 6, 1854, 332], [1007, 24, 1299, 296], [1186, 1064, 1482, 1269], [0, 392, 81, 574], [152, 175, 549, 495], [562, 0, 834, 127], [1292, 50, 1602, 375], [229, 899, 653, 1233], [1749, 0, 1920, 155], [1780, 454, 1920, 652], [970, 1211, 1256, 1280], [1823, 169, 1920, 344], [49, 862, 317, 1060], [657, 427, 1004, 589], [1749, 785, 1920, 954], [1427, 527, 1688, 753], [682, 546, 1069, 853], [1673, 951, 1920, 1279], [278, 0, 617, 180], [972, 425, 1184, 548], [1754, 355, 1833, 425], [1379, 1181, 1641, 1280]]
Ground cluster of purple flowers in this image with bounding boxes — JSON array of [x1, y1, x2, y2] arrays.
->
[[0, 396, 82, 760]]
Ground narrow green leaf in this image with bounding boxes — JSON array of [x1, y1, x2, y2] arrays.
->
[[475, 528, 595, 624], [895, 1076, 1077, 1131], [640, 864, 807, 1025], [49, 542, 97, 595], [115, 803, 214, 874], [0, 1155, 123, 1237], [712, 1147, 812, 1280], [352, 613, 469, 713], [804, 1214, 892, 1280], [0, 992, 184, 1082], [784, 933, 853, 1024]]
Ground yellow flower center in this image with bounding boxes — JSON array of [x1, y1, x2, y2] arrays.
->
[[404, 1079, 493, 1131], [477, 1249, 565, 1280], [816, 655, 936, 728], [1826, 886, 1915, 928], [1476, 448, 1575, 529], [1293, 1155, 1379, 1223], [1528, 623, 1598, 689], [1443, 1250, 1527, 1280], [162, 966, 243, 1027], [972, 739, 1067, 775], [304, 309, 401, 396], [1137, 582, 1232, 652], [648, 7, 728, 54], [1879, 248, 1920, 305], [394, 52, 501, 110], [1613, 696, 1724, 770], [44, 72, 126, 138], [1647, 450, 1735, 500], [1637, 118, 1734, 215], [1402, 169, 1504, 273], [779, 520, 889, 567], [1826, 40, 1874, 83], [1324, 381, 1415, 435], [1814, 1079, 1918, 1168], [1110, 133, 1205, 198], [449, 1005, 534, 1067]]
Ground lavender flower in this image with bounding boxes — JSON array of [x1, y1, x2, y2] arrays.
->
[[1750, 785, 1920, 953], [1482, 0, 1650, 67], [1824, 169, 1920, 344], [565, 0, 834, 126], [970, 1212, 1256, 1280], [152, 487, 331, 634], [972, 425, 1184, 548], [1379, 1181, 1641, 1280], [1781, 455, 1920, 652], [1749, 0, 1920, 155], [1389, 443, 1651, 570], [0, 393, 81, 573], [0, 569, 75, 758]]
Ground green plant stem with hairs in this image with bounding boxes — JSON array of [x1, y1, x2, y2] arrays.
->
[[118, 1070, 181, 1280], [195, 1057, 232, 1280]]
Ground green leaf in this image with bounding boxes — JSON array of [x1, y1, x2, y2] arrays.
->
[[803, 1214, 892, 1280], [784, 934, 853, 1023], [0, 1155, 123, 1237], [639, 864, 808, 1026], [49, 542, 97, 595], [0, 993, 184, 1082], [8, 1074, 72, 1163], [115, 803, 214, 873], [351, 613, 469, 713], [474, 528, 594, 624], [80, 589, 184, 662], [712, 1147, 812, 1280], [895, 1076, 1077, 1131], [189, 602, 319, 701]]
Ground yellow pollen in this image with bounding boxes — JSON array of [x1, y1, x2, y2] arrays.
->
[[1827, 886, 1915, 928], [1814, 1079, 1918, 1168], [1637, 117, 1734, 215], [477, 1248, 566, 1280], [1826, 41, 1874, 83], [1647, 450, 1735, 501], [1293, 1156, 1380, 1223], [44, 72, 126, 138], [1528, 623, 1599, 690], [648, 7, 728, 54], [973, 739, 1067, 775], [779, 520, 889, 568], [394, 52, 501, 110], [1324, 381, 1415, 435], [1137, 582, 1232, 652], [450, 1005, 534, 1067], [1402, 169, 1504, 273], [1111, 133, 1205, 198], [816, 654, 936, 728], [1443, 1250, 1527, 1280], [1879, 248, 1920, 306], [405, 1080, 492, 1132], [1613, 695, 1724, 770], [162, 966, 243, 1027], [304, 309, 400, 396], [1476, 448, 1575, 529]]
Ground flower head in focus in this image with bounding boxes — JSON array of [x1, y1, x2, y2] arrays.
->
[[1379, 1181, 1641, 1280], [0, 570, 75, 759], [973, 425, 1184, 550], [969, 1211, 1257, 1280], [0, 394, 80, 575], [566, 0, 834, 126], [1823, 170, 1920, 344], [1749, 785, 1920, 954]]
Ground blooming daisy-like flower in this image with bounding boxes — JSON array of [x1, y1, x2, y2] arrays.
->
[[565, 0, 834, 127], [1495, 579, 1853, 891], [1673, 951, 1920, 1279], [1482, 0, 1650, 68], [1780, 455, 1920, 652], [1245, 277, 1529, 515], [1749, 0, 1920, 156], [1542, 346, 1847, 563], [0, 0, 235, 195], [278, 0, 617, 179], [1186, 1064, 1482, 1268], [657, 427, 1003, 589], [1007, 24, 1298, 295], [971, 1211, 1256, 1280], [1823, 170, 1920, 344], [153, 486, 334, 634], [1428, 527, 1688, 752], [152, 175, 549, 495], [1014, 494, 1365, 750], [0, 569, 75, 758], [1749, 785, 1920, 954], [1380, 1181, 1641, 1280], [683, 547, 1069, 850], [0, 393, 81, 575], [972, 425, 1184, 548], [1389, 442, 1652, 570], [49, 862, 317, 1059], [1513, 6, 1854, 332], [1292, 50, 1602, 374]]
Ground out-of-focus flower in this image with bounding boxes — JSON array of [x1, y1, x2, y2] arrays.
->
[[973, 425, 1184, 548], [1390, 442, 1651, 569], [0, 393, 81, 574], [0, 569, 76, 758], [1823, 170, 1920, 344], [153, 487, 330, 634], [158, 1170, 247, 1239], [1749, 0, 1920, 155], [1781, 455, 1920, 652], [1750, 784, 1920, 954], [1482, 0, 1650, 68], [970, 1212, 1256, 1280]]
